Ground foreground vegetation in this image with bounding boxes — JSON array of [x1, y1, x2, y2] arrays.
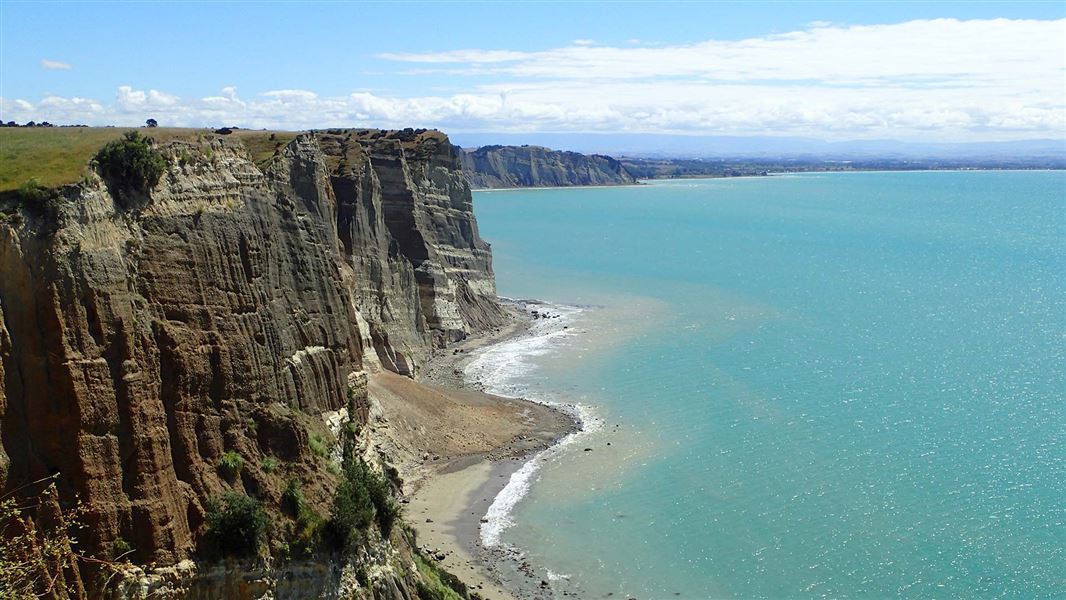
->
[[0, 480, 128, 598]]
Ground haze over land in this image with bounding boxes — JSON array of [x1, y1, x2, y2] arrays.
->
[[449, 132, 1066, 162]]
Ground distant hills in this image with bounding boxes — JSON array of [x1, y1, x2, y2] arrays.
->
[[458, 144, 636, 189], [449, 133, 1066, 165]]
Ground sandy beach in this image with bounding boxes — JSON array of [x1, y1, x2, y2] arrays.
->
[[367, 313, 576, 599]]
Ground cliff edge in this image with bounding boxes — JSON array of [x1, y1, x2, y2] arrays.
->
[[459, 144, 636, 189], [0, 127, 508, 598]]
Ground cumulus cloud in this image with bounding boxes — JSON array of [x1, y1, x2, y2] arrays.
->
[[40, 59, 72, 70], [4, 19, 1064, 140], [381, 19, 1062, 89]]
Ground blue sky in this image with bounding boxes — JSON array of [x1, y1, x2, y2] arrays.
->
[[2, 1, 1064, 141]]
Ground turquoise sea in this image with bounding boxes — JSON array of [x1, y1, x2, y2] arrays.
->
[[469, 172, 1065, 599]]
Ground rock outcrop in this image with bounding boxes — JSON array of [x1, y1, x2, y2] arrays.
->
[[459, 144, 637, 189], [0, 128, 506, 597]]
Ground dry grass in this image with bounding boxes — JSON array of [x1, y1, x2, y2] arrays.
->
[[236, 130, 300, 166], [0, 127, 302, 192]]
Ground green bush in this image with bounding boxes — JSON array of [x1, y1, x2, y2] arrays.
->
[[308, 434, 327, 458], [17, 177, 50, 204], [363, 464, 400, 537], [328, 470, 375, 546], [327, 459, 400, 546], [281, 479, 304, 517], [93, 131, 166, 196], [414, 553, 467, 600], [204, 492, 267, 558], [111, 537, 134, 560], [218, 450, 244, 479], [278, 479, 322, 558], [261, 456, 278, 474]]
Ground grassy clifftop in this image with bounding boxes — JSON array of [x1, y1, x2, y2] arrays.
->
[[0, 127, 299, 192]]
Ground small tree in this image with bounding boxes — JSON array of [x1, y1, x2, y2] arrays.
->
[[93, 131, 166, 200], [145, 118, 158, 128]]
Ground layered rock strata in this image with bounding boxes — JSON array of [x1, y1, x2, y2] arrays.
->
[[0, 128, 506, 596], [459, 144, 637, 189]]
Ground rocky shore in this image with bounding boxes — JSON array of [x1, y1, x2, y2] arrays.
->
[[368, 306, 578, 599]]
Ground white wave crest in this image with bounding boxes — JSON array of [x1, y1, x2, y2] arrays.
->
[[464, 300, 601, 548]]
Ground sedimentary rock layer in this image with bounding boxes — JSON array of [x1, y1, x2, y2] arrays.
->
[[459, 144, 637, 189], [0, 128, 505, 578]]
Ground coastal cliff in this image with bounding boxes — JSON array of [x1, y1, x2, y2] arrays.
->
[[459, 145, 636, 189], [0, 128, 508, 598]]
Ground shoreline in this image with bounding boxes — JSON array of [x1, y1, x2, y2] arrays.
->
[[469, 168, 1066, 193], [406, 456, 534, 600], [403, 300, 586, 600], [472, 182, 646, 192]]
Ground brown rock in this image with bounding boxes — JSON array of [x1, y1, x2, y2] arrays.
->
[[0, 129, 506, 588]]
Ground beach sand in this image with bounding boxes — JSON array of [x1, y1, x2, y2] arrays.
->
[[367, 315, 576, 600]]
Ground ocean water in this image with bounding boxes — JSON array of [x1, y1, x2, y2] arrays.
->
[[467, 172, 1066, 600]]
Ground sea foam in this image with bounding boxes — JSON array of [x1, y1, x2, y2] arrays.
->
[[463, 299, 601, 548]]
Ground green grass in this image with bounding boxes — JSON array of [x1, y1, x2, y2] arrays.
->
[[0, 127, 301, 192], [239, 130, 299, 166]]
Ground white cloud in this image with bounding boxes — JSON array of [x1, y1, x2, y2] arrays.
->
[[380, 18, 1062, 91], [572, 39, 595, 46], [262, 89, 319, 102], [116, 85, 180, 109], [2, 81, 1060, 141], [4, 19, 1064, 141], [40, 59, 72, 70]]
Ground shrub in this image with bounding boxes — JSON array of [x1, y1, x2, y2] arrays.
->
[[362, 464, 400, 537], [93, 131, 166, 197], [17, 178, 50, 204], [327, 459, 400, 545], [178, 148, 193, 167], [110, 537, 134, 560], [261, 456, 278, 474], [328, 471, 374, 546], [218, 450, 244, 479], [278, 479, 322, 559], [281, 479, 304, 517], [308, 434, 327, 458], [204, 492, 267, 557], [0, 483, 102, 597], [414, 553, 466, 600]]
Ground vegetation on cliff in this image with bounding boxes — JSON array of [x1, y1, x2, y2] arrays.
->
[[0, 127, 297, 193], [92, 131, 166, 199], [203, 493, 268, 558]]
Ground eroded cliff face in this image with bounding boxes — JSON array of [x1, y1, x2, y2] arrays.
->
[[459, 144, 637, 189], [321, 130, 506, 370], [0, 128, 505, 596]]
